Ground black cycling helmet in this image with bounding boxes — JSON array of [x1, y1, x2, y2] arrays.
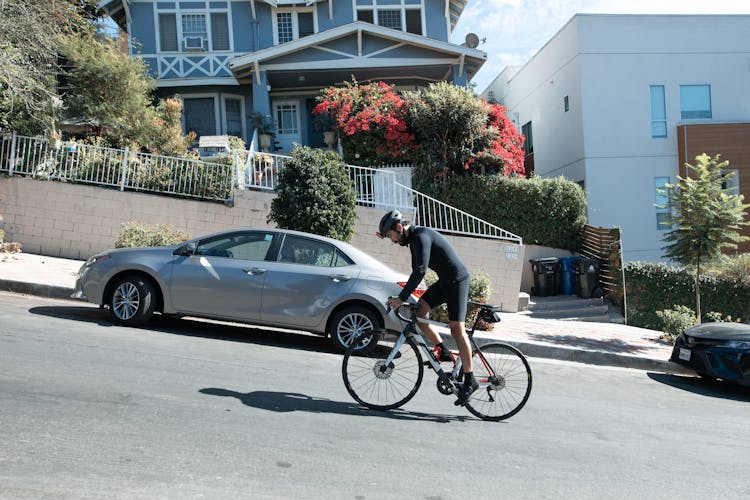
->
[[378, 209, 403, 238]]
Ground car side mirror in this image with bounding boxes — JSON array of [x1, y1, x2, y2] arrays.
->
[[173, 242, 196, 256]]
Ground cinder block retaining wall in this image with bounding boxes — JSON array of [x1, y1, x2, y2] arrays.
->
[[0, 177, 524, 311]]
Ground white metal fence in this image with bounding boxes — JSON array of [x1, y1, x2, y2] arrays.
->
[[0, 133, 234, 202], [242, 151, 521, 243], [1, 132, 521, 242]]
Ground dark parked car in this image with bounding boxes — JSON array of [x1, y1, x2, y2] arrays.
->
[[671, 322, 750, 385], [73, 228, 418, 351]]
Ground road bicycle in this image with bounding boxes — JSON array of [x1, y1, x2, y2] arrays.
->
[[342, 300, 532, 421]]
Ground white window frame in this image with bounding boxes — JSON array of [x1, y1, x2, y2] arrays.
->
[[221, 94, 247, 140], [154, 5, 233, 53], [354, 0, 425, 36], [649, 85, 667, 139], [272, 7, 318, 45], [654, 176, 672, 231]]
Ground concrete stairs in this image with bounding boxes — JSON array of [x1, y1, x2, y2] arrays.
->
[[521, 294, 625, 324]]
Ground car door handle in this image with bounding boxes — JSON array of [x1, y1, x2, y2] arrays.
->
[[243, 267, 266, 275], [329, 274, 352, 282]]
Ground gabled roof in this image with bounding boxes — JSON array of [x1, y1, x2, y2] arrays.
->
[[448, 1, 468, 31], [230, 21, 486, 81]]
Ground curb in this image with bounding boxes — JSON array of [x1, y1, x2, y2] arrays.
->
[[1, 277, 694, 376], [0, 279, 75, 301]]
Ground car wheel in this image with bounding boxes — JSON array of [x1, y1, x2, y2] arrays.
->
[[109, 275, 156, 326], [329, 305, 381, 353]]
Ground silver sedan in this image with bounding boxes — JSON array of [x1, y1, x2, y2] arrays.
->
[[73, 228, 415, 351]]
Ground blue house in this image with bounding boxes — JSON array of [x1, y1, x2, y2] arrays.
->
[[98, 1, 485, 151]]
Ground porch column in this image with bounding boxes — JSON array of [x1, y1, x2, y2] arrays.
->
[[451, 64, 468, 87], [252, 70, 271, 119]]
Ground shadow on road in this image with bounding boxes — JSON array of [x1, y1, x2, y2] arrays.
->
[[199, 388, 471, 423], [647, 372, 750, 402], [28, 305, 333, 354]]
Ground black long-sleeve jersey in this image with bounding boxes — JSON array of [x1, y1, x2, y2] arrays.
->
[[397, 226, 469, 302]]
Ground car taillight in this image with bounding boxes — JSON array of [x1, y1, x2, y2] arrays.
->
[[397, 281, 426, 299]]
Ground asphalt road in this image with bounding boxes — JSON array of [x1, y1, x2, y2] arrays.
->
[[1, 292, 749, 500]]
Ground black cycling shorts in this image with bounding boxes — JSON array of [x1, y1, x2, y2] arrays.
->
[[421, 277, 470, 322]]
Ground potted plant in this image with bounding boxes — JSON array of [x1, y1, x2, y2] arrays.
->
[[313, 112, 337, 150], [251, 112, 275, 151]]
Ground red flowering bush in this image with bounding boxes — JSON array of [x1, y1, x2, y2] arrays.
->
[[473, 102, 525, 176], [313, 80, 417, 165]]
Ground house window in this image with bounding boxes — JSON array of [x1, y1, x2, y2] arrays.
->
[[157, 8, 231, 52], [357, 1, 423, 35], [183, 97, 217, 137], [722, 169, 740, 196], [650, 85, 667, 138], [680, 84, 712, 119], [224, 97, 243, 138], [522, 121, 533, 155], [273, 8, 317, 45], [276, 104, 298, 135], [563, 95, 569, 112], [654, 177, 671, 230]]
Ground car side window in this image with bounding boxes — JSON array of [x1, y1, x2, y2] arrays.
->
[[278, 235, 344, 267], [195, 232, 275, 261]]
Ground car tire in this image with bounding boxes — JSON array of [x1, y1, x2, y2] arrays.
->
[[109, 275, 156, 326], [329, 305, 381, 353]]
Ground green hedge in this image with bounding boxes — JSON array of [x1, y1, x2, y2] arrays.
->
[[415, 174, 587, 250], [622, 262, 750, 329]]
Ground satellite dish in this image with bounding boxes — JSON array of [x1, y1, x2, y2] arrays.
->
[[465, 33, 480, 49]]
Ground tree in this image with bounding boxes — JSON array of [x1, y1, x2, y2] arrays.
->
[[0, 0, 101, 134], [661, 153, 750, 322], [58, 33, 156, 148], [403, 82, 525, 195], [268, 146, 357, 242]]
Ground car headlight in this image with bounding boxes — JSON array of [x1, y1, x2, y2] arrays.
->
[[85, 254, 111, 266], [723, 340, 750, 350]]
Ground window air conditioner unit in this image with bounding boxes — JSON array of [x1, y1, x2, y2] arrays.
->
[[183, 36, 206, 50]]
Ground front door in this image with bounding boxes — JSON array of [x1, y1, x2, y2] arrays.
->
[[169, 230, 278, 321], [272, 100, 301, 152]]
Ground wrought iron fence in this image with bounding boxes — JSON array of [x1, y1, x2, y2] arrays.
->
[[0, 133, 233, 202]]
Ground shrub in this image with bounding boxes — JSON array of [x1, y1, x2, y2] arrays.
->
[[424, 271, 493, 330], [115, 221, 189, 248], [621, 262, 750, 329], [656, 305, 696, 341], [268, 145, 356, 242], [415, 174, 587, 251]]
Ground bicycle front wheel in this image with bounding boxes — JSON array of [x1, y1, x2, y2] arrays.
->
[[465, 342, 532, 421], [342, 332, 423, 411]]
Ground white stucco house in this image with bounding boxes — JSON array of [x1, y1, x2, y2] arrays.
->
[[482, 14, 750, 261]]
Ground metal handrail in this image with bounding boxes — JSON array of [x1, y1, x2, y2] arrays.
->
[[243, 151, 521, 243]]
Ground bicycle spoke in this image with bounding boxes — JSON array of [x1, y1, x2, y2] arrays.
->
[[342, 336, 424, 411]]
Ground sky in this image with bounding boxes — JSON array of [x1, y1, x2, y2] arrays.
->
[[452, 0, 750, 94]]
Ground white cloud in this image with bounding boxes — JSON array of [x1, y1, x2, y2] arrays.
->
[[454, 0, 750, 93]]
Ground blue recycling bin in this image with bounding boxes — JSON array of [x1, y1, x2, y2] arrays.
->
[[560, 256, 581, 295]]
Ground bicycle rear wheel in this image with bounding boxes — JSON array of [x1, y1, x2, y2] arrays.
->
[[342, 331, 423, 411], [465, 342, 532, 421]]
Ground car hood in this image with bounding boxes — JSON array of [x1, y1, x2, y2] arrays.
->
[[684, 322, 750, 341]]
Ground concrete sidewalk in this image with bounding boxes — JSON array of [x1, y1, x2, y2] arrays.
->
[[0, 251, 692, 375]]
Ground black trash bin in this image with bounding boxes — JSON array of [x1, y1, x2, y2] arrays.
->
[[529, 257, 561, 296], [574, 257, 602, 298]]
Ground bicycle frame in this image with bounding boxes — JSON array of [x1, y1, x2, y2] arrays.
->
[[382, 306, 496, 393]]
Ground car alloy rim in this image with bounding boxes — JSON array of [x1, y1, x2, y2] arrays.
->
[[338, 312, 374, 348], [113, 282, 140, 320]]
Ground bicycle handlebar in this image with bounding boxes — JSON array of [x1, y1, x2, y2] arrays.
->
[[386, 297, 419, 322]]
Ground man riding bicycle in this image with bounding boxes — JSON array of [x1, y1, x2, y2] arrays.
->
[[377, 209, 478, 406]]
